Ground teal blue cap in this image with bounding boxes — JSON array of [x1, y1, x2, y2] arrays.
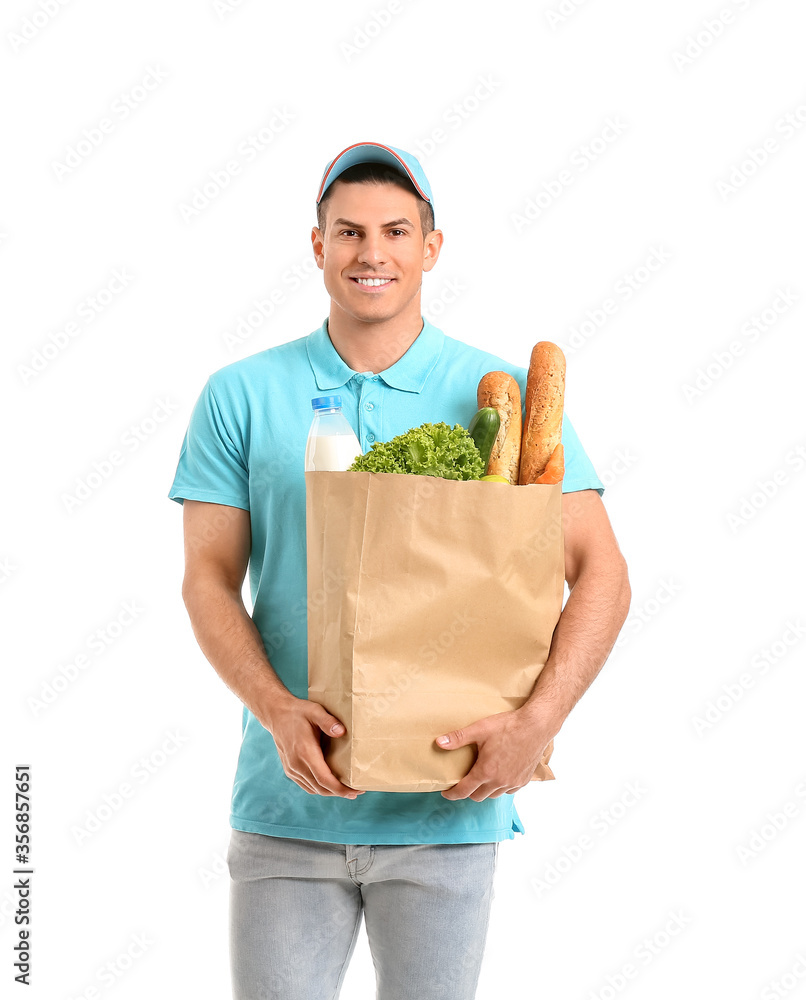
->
[[316, 142, 434, 223]]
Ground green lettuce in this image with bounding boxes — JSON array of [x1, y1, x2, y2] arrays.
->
[[348, 421, 484, 480]]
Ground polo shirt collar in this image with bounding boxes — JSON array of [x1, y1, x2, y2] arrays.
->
[[306, 317, 444, 393]]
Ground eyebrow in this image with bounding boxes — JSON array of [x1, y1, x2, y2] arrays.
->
[[332, 218, 415, 229]]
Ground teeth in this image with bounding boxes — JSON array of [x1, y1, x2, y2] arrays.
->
[[355, 277, 391, 286]]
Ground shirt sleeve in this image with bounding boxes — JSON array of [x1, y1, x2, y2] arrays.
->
[[561, 412, 604, 496], [167, 377, 250, 510]]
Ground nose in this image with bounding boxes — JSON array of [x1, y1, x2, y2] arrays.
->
[[357, 234, 387, 267]]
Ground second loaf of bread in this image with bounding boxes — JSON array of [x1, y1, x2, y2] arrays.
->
[[518, 342, 566, 485]]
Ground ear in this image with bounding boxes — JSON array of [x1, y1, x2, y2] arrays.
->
[[422, 228, 443, 273], [311, 227, 325, 270]]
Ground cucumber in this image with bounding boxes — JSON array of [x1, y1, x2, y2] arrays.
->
[[467, 407, 501, 472]]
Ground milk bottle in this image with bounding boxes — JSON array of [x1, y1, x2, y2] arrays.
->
[[304, 395, 363, 471]]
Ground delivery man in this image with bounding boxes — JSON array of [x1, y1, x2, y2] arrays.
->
[[168, 141, 630, 1000]]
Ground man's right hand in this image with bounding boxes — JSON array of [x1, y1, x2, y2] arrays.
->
[[263, 695, 364, 799]]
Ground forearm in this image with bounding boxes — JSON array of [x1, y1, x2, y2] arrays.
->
[[521, 557, 631, 734], [182, 577, 295, 730]]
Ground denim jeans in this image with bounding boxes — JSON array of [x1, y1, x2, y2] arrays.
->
[[226, 829, 499, 1000]]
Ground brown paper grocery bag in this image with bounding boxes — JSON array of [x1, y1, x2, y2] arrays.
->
[[305, 470, 564, 792]]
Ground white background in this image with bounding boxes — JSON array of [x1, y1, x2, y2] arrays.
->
[[3, 0, 805, 997]]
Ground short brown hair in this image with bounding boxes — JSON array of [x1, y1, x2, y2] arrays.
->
[[316, 162, 434, 238]]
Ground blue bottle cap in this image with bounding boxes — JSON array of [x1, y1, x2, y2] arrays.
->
[[311, 395, 342, 410]]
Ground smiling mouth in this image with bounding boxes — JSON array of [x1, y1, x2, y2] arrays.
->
[[351, 277, 394, 287]]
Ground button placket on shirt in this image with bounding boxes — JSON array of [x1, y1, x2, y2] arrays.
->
[[355, 373, 381, 447]]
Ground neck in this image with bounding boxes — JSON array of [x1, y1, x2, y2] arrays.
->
[[326, 307, 424, 374]]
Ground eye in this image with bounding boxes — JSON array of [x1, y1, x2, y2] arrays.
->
[[340, 229, 358, 237], [389, 229, 407, 237]]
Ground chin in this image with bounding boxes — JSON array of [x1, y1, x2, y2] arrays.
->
[[344, 299, 397, 324], [353, 312, 395, 326]]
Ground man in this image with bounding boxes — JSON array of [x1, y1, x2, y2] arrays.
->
[[169, 141, 630, 1000]]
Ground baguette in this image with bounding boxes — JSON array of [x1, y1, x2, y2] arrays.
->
[[476, 371, 522, 484], [519, 342, 566, 485]]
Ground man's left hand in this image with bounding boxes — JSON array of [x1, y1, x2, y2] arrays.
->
[[436, 708, 556, 801]]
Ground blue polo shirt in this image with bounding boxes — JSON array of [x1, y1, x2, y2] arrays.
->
[[168, 317, 604, 844]]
